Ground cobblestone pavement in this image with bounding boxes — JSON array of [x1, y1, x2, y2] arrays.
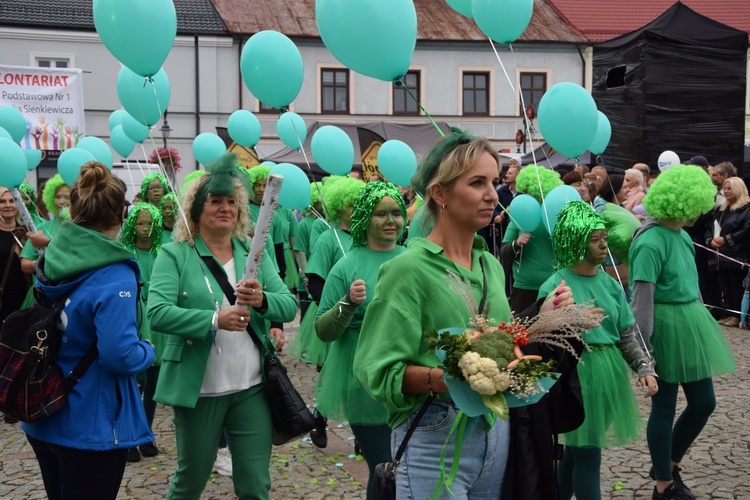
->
[[1, 321, 747, 499]]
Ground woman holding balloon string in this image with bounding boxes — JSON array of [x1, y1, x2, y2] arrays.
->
[[20, 174, 71, 275], [500, 166, 561, 312], [314, 181, 407, 499]]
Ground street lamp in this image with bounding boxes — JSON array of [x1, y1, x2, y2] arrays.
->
[[160, 110, 172, 149]]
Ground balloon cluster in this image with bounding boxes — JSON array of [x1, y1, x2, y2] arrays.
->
[[508, 174, 582, 236], [0, 106, 36, 187]]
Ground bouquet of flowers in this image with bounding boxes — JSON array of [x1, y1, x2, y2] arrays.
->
[[148, 147, 182, 173], [425, 270, 601, 419]]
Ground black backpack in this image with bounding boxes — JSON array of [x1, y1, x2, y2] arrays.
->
[[0, 284, 97, 423]]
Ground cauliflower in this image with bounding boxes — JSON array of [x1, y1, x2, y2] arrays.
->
[[459, 352, 503, 395], [492, 370, 511, 392]]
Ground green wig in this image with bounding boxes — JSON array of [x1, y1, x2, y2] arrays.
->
[[552, 201, 605, 270], [322, 175, 365, 222], [310, 181, 324, 207], [234, 163, 253, 194], [411, 127, 477, 198], [42, 174, 69, 217], [18, 182, 36, 206], [515, 166, 563, 202], [140, 173, 171, 204], [181, 170, 207, 196], [160, 192, 179, 225], [350, 181, 407, 247], [643, 165, 715, 221], [121, 202, 163, 255], [247, 165, 271, 186]]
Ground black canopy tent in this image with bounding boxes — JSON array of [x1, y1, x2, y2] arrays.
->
[[592, 2, 748, 175], [262, 121, 451, 181], [518, 142, 593, 172]]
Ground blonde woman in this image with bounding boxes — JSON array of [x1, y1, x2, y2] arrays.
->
[[705, 177, 750, 327], [622, 168, 646, 211]]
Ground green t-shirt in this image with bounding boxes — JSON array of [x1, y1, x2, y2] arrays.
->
[[248, 202, 260, 224], [538, 268, 634, 345], [271, 207, 297, 249], [629, 224, 699, 303], [317, 246, 406, 330], [294, 215, 317, 257], [309, 217, 330, 248], [20, 218, 61, 261], [502, 221, 556, 291], [161, 227, 173, 245], [353, 236, 511, 428], [306, 227, 352, 280]]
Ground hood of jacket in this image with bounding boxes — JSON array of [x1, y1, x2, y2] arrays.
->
[[36, 221, 138, 301]]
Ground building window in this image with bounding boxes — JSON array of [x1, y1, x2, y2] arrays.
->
[[520, 72, 547, 113], [462, 72, 489, 116], [36, 58, 69, 68], [258, 101, 279, 114], [393, 71, 420, 115], [321, 68, 349, 114]]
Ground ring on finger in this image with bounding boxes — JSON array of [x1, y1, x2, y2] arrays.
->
[[240, 316, 245, 321], [251, 288, 255, 294]]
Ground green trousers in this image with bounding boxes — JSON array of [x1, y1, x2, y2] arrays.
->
[[168, 385, 273, 500]]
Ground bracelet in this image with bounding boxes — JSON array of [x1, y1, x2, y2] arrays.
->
[[511, 240, 519, 254], [427, 368, 435, 397]]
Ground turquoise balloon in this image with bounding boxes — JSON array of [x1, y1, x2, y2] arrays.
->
[[537, 82, 599, 159], [192, 133, 226, 164], [227, 110, 262, 148], [23, 149, 42, 171], [0, 106, 26, 143], [311, 126, 354, 176], [57, 148, 95, 186], [110, 125, 136, 157], [117, 66, 170, 126], [0, 138, 27, 187], [270, 163, 311, 210], [472, 0, 534, 44], [316, 0, 417, 82], [276, 112, 307, 150], [446, 0, 473, 18], [0, 127, 12, 142], [377, 140, 417, 187], [93, 0, 176, 78], [240, 31, 303, 109], [122, 113, 150, 143], [77, 136, 114, 169], [588, 111, 612, 155], [541, 185, 582, 235], [260, 161, 276, 169], [508, 194, 541, 232], [108, 110, 129, 131]]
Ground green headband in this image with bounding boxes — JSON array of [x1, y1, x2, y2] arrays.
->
[[350, 181, 408, 247], [121, 202, 164, 255], [191, 153, 242, 223], [411, 127, 477, 197], [552, 201, 605, 269]]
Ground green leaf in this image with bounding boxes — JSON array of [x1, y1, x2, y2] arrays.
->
[[355, 454, 364, 462], [320, 466, 328, 472], [482, 393, 509, 420], [294, 484, 301, 490], [149, 466, 158, 471], [311, 478, 319, 484], [327, 478, 336, 485]]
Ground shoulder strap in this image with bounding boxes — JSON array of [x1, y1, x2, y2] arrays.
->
[[393, 396, 434, 465], [200, 255, 267, 353], [478, 257, 488, 316], [0, 240, 16, 294]]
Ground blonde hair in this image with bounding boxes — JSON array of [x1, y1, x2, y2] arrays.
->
[[425, 138, 499, 217], [624, 168, 645, 190], [722, 177, 749, 212], [0, 186, 20, 225], [70, 162, 125, 230], [172, 175, 251, 244]]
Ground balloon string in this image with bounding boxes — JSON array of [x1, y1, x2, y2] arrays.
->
[[287, 115, 347, 260], [399, 79, 445, 138]]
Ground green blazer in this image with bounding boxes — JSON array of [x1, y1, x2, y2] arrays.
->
[[148, 236, 297, 408]]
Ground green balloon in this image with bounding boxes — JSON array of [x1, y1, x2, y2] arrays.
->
[[0, 106, 26, 143], [316, 0, 417, 82], [117, 66, 170, 127], [93, 0, 176, 78], [240, 31, 304, 109]]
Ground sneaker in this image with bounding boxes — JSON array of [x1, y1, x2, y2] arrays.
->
[[309, 409, 328, 449], [139, 441, 160, 457], [649, 465, 688, 492], [652, 482, 696, 500], [213, 448, 233, 477], [126, 447, 141, 463]]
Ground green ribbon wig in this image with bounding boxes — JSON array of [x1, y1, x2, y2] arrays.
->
[[121, 202, 164, 255], [552, 201, 605, 270], [643, 165, 716, 221], [140, 173, 171, 204], [350, 181, 408, 248], [18, 182, 36, 206]]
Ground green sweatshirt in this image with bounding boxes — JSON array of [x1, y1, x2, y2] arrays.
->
[[353, 236, 511, 428]]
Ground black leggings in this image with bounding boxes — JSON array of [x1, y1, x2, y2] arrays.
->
[[26, 434, 127, 500]]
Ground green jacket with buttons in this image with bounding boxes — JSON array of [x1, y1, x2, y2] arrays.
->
[[148, 236, 297, 408]]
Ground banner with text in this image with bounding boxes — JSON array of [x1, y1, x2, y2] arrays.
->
[[0, 65, 85, 150]]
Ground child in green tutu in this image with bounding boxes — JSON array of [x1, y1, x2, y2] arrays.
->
[[630, 165, 736, 500], [539, 201, 658, 500]]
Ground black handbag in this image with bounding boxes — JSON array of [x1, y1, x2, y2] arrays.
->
[[201, 256, 316, 445], [371, 396, 434, 500]]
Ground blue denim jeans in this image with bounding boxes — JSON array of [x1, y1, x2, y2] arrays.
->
[[392, 401, 510, 499]]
